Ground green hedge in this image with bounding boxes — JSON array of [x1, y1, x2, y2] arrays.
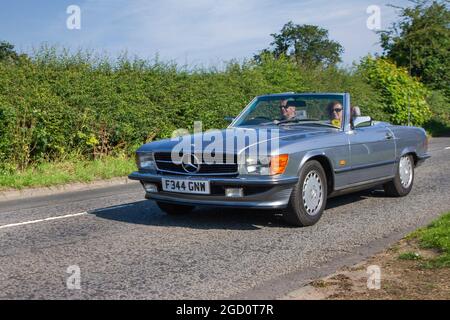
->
[[359, 57, 432, 126], [0, 50, 435, 172], [424, 90, 450, 136]]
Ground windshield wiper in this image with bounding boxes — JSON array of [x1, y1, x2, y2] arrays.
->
[[259, 119, 338, 128], [282, 121, 339, 128], [259, 118, 320, 125], [274, 118, 319, 125]]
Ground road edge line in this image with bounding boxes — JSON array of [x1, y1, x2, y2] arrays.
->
[[0, 212, 88, 230]]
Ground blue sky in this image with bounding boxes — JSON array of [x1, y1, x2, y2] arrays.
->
[[0, 0, 410, 67]]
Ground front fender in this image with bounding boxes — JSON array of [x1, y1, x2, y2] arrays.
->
[[297, 150, 333, 174], [399, 146, 417, 161]]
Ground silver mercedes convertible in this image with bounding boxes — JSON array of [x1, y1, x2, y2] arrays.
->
[[129, 93, 430, 227]]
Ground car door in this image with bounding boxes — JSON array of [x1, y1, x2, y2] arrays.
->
[[347, 125, 396, 184]]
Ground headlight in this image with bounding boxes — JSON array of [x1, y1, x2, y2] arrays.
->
[[136, 152, 156, 171], [240, 154, 289, 175]]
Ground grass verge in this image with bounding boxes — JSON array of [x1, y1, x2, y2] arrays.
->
[[284, 212, 450, 300], [398, 251, 422, 261], [0, 156, 136, 190], [408, 212, 450, 268]]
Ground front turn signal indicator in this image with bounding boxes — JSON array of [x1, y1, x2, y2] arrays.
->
[[270, 154, 289, 175]]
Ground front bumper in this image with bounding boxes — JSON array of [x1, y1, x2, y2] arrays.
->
[[128, 171, 298, 209]]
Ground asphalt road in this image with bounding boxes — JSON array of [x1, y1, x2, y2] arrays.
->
[[0, 138, 449, 299]]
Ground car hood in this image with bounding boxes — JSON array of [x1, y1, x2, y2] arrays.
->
[[137, 126, 339, 154]]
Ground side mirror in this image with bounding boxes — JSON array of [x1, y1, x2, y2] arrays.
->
[[224, 116, 235, 123], [352, 116, 372, 128]]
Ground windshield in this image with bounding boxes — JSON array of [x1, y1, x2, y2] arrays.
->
[[233, 94, 345, 128]]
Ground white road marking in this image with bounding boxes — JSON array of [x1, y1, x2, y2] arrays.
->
[[0, 212, 87, 230], [445, 147, 450, 150]]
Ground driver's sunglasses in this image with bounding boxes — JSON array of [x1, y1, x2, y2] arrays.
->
[[332, 108, 342, 113]]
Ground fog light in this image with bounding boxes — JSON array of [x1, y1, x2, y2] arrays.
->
[[143, 183, 158, 193], [225, 188, 244, 197]]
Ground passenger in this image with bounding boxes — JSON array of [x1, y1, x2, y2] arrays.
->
[[327, 101, 343, 127]]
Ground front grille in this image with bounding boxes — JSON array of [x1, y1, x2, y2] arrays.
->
[[154, 152, 238, 175]]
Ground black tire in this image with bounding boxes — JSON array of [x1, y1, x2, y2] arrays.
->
[[283, 160, 328, 227], [383, 154, 414, 197], [156, 201, 195, 215]]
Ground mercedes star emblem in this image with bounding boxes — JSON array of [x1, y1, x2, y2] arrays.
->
[[181, 154, 201, 173]]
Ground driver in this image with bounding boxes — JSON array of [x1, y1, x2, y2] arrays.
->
[[280, 99, 297, 121], [327, 101, 343, 127]]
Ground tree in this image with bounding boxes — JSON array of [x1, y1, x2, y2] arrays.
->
[[256, 22, 344, 68], [0, 41, 19, 62], [379, 0, 450, 95]]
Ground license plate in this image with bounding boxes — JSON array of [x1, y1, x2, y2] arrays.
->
[[161, 178, 210, 194]]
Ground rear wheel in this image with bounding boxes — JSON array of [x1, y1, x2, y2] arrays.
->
[[383, 154, 414, 197], [156, 201, 195, 215], [283, 160, 327, 227]]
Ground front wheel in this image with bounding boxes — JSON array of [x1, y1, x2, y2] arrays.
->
[[156, 201, 195, 215], [383, 154, 414, 197], [283, 160, 328, 227]]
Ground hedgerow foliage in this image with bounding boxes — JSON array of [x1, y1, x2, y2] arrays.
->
[[0, 49, 431, 172], [359, 56, 432, 126]]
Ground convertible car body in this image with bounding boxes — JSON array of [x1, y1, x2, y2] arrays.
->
[[129, 93, 430, 226]]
